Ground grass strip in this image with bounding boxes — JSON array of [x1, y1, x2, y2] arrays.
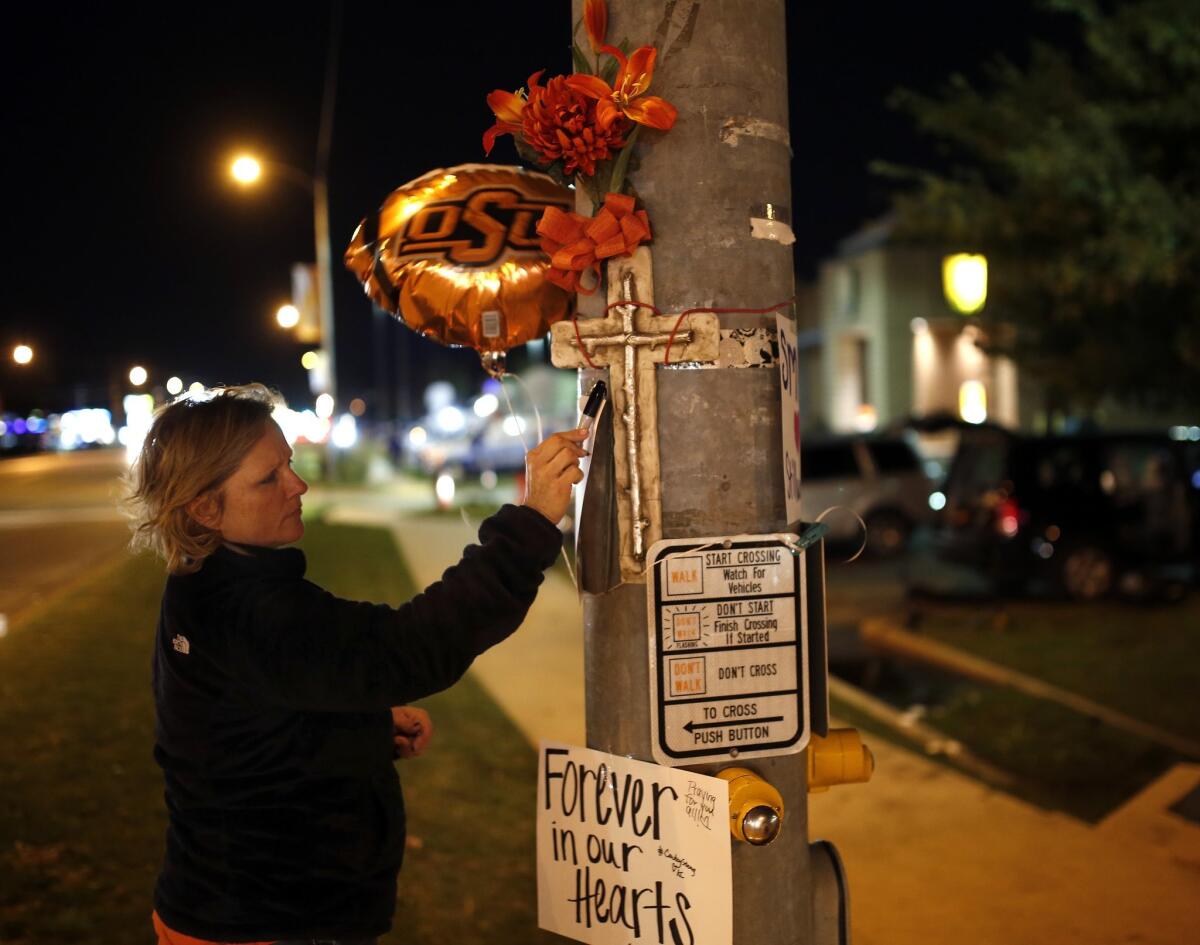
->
[[915, 595, 1200, 741]]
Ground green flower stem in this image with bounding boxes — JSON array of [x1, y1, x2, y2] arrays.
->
[[609, 124, 641, 197]]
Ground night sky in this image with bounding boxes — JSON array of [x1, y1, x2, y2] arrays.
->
[[2, 2, 1069, 416]]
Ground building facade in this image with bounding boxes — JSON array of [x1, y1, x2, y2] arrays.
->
[[799, 219, 1033, 435]]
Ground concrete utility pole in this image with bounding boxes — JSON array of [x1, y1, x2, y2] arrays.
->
[[568, 2, 834, 943]]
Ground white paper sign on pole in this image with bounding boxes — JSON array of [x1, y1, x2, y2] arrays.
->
[[537, 741, 732, 945], [776, 313, 803, 524], [647, 536, 810, 767]]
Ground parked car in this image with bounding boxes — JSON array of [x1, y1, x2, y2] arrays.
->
[[800, 435, 934, 556], [914, 429, 1198, 600]]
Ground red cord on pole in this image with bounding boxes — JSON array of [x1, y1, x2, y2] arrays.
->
[[663, 298, 795, 364], [568, 296, 795, 369]]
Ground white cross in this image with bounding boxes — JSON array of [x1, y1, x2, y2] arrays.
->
[[551, 248, 719, 581]]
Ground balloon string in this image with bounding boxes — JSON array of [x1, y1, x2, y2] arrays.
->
[[497, 372, 579, 592], [498, 374, 531, 453], [815, 505, 868, 563], [502, 371, 544, 444], [568, 297, 794, 367]]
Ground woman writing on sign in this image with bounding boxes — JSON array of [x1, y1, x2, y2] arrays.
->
[[127, 384, 586, 945]]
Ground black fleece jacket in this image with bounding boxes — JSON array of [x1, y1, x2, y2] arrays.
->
[[151, 505, 562, 942]]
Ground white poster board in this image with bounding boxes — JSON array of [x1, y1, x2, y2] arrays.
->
[[537, 741, 732, 945], [776, 313, 803, 524]]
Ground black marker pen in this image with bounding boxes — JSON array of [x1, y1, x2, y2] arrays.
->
[[580, 380, 607, 432]]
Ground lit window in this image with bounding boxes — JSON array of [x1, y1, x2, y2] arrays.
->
[[959, 380, 988, 424], [943, 254, 987, 314]]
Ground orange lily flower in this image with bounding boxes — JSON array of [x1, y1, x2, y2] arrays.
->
[[566, 45, 677, 131], [584, 0, 608, 53], [482, 70, 541, 155]]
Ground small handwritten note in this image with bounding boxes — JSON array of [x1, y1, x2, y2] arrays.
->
[[685, 781, 717, 830]]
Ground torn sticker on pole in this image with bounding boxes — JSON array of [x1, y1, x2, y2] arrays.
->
[[749, 202, 795, 246]]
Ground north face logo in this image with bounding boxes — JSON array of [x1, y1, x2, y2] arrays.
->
[[172, 634, 191, 655]]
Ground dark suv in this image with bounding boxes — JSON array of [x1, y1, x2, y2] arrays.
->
[[915, 430, 1198, 599]]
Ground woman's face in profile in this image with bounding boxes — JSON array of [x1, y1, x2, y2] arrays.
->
[[214, 422, 309, 547]]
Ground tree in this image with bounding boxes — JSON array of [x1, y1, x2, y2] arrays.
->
[[877, 0, 1200, 416]]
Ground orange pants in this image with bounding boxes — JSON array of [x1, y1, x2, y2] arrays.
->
[[152, 911, 275, 945]]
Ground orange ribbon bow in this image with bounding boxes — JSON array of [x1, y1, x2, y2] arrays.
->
[[536, 193, 652, 294]]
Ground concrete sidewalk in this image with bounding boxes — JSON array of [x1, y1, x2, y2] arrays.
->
[[320, 492, 1200, 945]]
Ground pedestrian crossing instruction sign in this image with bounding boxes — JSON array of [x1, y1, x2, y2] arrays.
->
[[647, 534, 810, 766]]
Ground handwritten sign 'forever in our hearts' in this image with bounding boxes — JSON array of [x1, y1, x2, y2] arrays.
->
[[537, 741, 732, 945]]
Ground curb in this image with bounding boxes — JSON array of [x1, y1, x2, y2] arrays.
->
[[860, 616, 1200, 759]]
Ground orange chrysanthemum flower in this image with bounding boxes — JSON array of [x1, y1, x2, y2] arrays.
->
[[520, 71, 628, 177]]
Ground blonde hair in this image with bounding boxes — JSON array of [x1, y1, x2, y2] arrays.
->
[[124, 384, 280, 574]]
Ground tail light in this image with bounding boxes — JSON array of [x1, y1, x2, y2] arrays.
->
[[996, 497, 1020, 538]]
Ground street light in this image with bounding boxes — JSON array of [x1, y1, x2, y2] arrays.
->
[[129, 365, 148, 387], [276, 304, 300, 329], [230, 155, 262, 185], [12, 344, 33, 365]]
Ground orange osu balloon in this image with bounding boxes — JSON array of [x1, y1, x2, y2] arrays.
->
[[345, 164, 575, 376]]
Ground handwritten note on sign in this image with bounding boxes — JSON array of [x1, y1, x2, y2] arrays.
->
[[537, 742, 732, 945], [776, 313, 802, 524]]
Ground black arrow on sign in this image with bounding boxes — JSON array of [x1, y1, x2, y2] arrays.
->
[[684, 716, 784, 733]]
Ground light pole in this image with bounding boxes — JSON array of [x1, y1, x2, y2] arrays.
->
[[225, 5, 341, 411], [229, 154, 338, 406]]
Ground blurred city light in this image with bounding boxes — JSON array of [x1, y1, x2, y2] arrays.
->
[[59, 408, 116, 449], [928, 491, 947, 511], [502, 415, 527, 437], [943, 253, 988, 314], [272, 405, 300, 445], [330, 414, 358, 449], [959, 380, 988, 424], [276, 304, 300, 329], [480, 470, 498, 490], [424, 381, 455, 413], [435, 405, 465, 433], [295, 409, 330, 444], [407, 425, 428, 448], [435, 473, 456, 508], [348, 398, 366, 417], [473, 393, 500, 418], [231, 155, 262, 184], [301, 350, 320, 370], [315, 393, 335, 420], [166, 376, 183, 396], [122, 393, 155, 463], [853, 404, 877, 433], [12, 344, 33, 365], [188, 381, 205, 396], [129, 365, 148, 387]]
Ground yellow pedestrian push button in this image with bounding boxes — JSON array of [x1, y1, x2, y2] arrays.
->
[[717, 767, 785, 845], [807, 728, 875, 792]]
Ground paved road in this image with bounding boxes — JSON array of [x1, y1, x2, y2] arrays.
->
[[0, 449, 132, 625]]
